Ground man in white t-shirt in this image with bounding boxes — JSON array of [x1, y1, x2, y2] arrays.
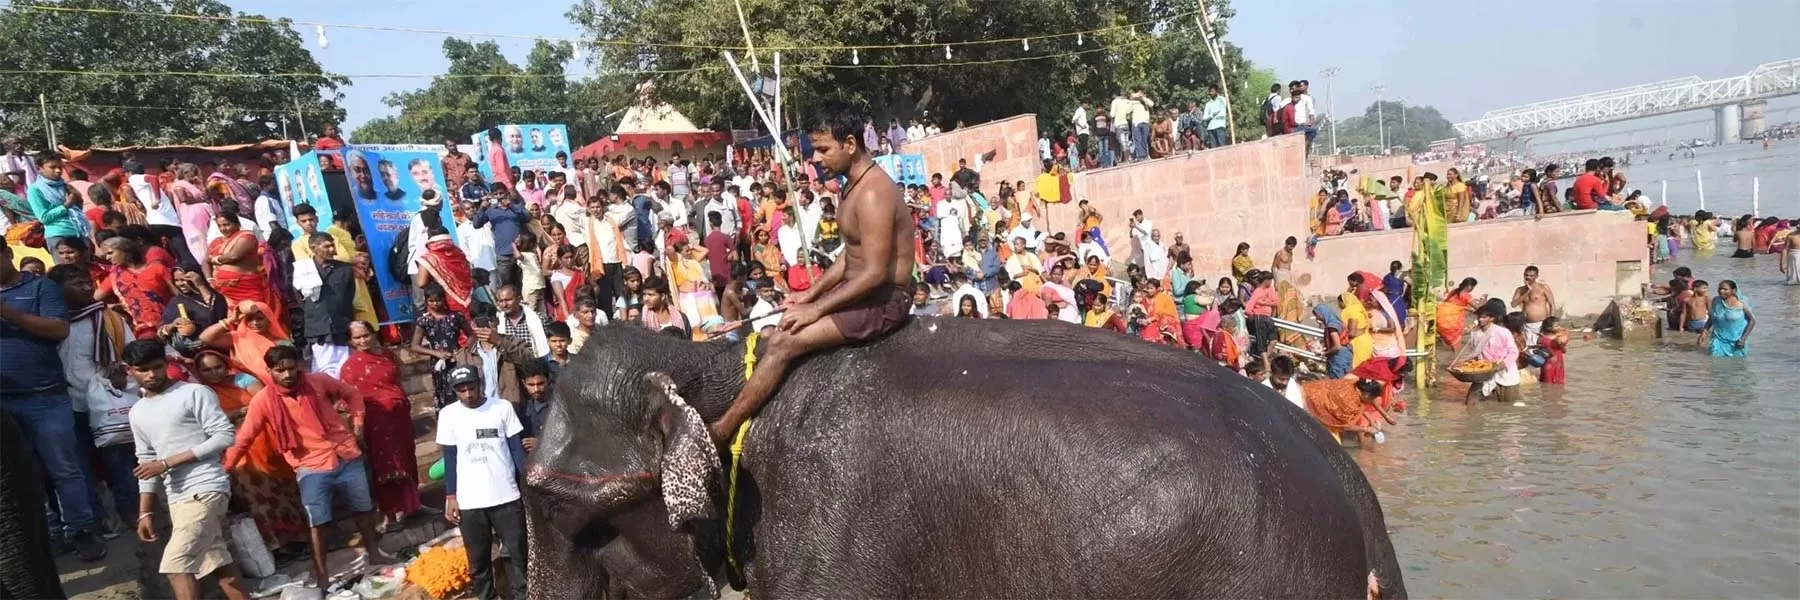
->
[[1291, 80, 1318, 154], [437, 366, 529, 600]]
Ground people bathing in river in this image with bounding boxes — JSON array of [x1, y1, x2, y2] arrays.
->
[[1701, 280, 1755, 358], [1674, 280, 1710, 333]]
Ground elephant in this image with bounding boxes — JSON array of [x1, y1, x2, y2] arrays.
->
[[1, 410, 68, 599], [525, 319, 1406, 599]]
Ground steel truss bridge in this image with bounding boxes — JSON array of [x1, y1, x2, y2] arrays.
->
[[1454, 58, 1800, 142]]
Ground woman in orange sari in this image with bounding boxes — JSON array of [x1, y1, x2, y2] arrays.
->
[[337, 321, 422, 531], [1435, 277, 1479, 348], [192, 349, 307, 547], [197, 299, 289, 386], [1300, 378, 1392, 445], [207, 203, 281, 317]]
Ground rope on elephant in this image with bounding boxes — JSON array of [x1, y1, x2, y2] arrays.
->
[[725, 332, 760, 579]]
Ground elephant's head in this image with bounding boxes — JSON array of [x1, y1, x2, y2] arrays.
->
[[525, 325, 738, 599]]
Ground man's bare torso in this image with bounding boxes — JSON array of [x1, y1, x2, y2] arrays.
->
[[1515, 283, 1552, 322], [1272, 249, 1293, 270], [838, 167, 915, 289]]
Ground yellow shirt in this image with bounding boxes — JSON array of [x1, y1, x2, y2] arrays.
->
[[291, 225, 356, 261]]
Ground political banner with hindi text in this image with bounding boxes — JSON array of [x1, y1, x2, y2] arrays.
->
[[342, 146, 454, 324], [470, 124, 573, 181], [275, 152, 331, 241]]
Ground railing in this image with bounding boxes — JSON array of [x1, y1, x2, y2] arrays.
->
[[1454, 58, 1800, 141]]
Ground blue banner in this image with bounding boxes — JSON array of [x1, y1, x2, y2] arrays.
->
[[471, 123, 572, 181], [874, 153, 927, 187], [343, 146, 454, 324], [275, 152, 331, 241]]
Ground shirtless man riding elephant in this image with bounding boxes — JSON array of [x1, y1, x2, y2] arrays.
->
[[708, 105, 915, 444]]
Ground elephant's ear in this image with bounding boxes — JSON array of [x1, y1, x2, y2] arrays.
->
[[645, 372, 720, 530]]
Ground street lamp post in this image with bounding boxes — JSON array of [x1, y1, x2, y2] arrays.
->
[[1397, 97, 1407, 129], [1321, 66, 1339, 155], [1373, 83, 1386, 153]]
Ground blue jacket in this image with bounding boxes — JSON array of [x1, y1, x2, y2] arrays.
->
[[25, 178, 82, 239], [472, 201, 528, 257]]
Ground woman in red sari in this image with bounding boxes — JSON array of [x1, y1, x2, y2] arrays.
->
[[1349, 355, 1413, 413], [96, 236, 173, 338], [206, 202, 282, 317], [413, 227, 476, 315], [338, 321, 423, 531], [545, 244, 586, 322]]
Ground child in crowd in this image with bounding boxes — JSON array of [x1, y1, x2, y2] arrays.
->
[[544, 321, 572, 376], [19, 255, 45, 274]]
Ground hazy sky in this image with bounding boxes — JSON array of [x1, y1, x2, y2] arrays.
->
[[240, 0, 1800, 137]]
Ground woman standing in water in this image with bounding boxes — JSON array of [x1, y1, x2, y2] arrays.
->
[[1701, 280, 1755, 357]]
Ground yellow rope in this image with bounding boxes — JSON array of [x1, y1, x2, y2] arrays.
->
[[724, 332, 758, 579]]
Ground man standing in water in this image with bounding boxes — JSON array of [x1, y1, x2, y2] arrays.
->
[[709, 106, 915, 444], [1510, 265, 1556, 345]]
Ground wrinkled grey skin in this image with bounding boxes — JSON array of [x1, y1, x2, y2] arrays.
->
[[1, 411, 68, 599], [527, 320, 1405, 599]]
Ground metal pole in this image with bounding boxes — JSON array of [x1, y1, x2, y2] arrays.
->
[[1374, 84, 1385, 153], [1195, 6, 1234, 144], [1752, 177, 1759, 218], [1660, 179, 1667, 207], [1695, 169, 1705, 210], [732, 0, 760, 73], [1322, 67, 1339, 155], [294, 98, 309, 141], [773, 52, 782, 135], [39, 93, 55, 150]]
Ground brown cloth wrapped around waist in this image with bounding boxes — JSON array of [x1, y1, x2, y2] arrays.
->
[[827, 283, 913, 341]]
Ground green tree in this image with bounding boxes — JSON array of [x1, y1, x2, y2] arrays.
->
[[0, 0, 345, 148], [567, 0, 1231, 131], [352, 38, 628, 147], [1325, 100, 1458, 154]]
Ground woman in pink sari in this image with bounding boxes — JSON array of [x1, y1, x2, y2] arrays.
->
[[171, 163, 215, 266]]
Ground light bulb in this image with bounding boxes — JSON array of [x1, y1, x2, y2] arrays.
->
[[1077, 32, 1083, 45], [1022, 38, 1030, 51], [852, 48, 859, 65], [315, 25, 329, 49], [944, 45, 952, 60]]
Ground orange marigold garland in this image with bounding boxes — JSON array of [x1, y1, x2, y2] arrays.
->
[[404, 545, 471, 599]]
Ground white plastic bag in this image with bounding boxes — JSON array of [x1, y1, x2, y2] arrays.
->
[[226, 514, 277, 578]]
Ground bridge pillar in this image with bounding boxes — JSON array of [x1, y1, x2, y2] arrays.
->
[[1714, 104, 1742, 145], [1739, 100, 1767, 140]]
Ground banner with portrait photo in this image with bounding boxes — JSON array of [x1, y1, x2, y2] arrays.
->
[[275, 152, 332, 241], [342, 146, 455, 324], [874, 153, 927, 187], [470, 123, 572, 181]]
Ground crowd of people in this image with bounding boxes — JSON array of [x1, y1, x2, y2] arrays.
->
[[2, 102, 1786, 598]]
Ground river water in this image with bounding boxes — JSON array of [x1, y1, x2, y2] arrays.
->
[[1600, 140, 1800, 218], [1358, 248, 1800, 597]]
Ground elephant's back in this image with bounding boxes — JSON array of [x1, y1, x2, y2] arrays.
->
[[743, 318, 1376, 596]]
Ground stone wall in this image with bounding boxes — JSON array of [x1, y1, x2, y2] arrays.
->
[[905, 114, 1041, 194], [1303, 210, 1650, 317], [1045, 134, 1315, 278]]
